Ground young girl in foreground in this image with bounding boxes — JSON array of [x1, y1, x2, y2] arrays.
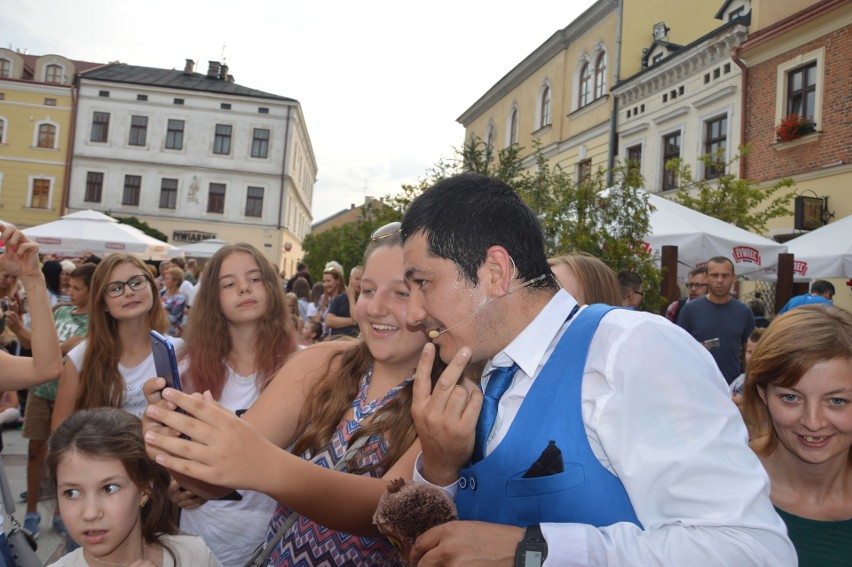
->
[[145, 229, 436, 565], [47, 408, 221, 566]]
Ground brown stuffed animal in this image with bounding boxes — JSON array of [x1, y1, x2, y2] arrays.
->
[[373, 478, 458, 564]]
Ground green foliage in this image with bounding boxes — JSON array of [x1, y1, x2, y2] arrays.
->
[[665, 146, 795, 235], [112, 215, 169, 242]]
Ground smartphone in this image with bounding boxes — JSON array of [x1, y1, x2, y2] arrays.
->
[[150, 330, 182, 392]]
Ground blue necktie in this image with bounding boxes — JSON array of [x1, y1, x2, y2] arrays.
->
[[473, 363, 519, 462]]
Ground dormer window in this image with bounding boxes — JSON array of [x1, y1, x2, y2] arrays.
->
[[45, 64, 62, 83], [0, 58, 11, 78]]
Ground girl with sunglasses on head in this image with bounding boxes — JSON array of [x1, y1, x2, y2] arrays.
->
[[144, 226, 450, 566], [170, 243, 297, 567], [53, 254, 176, 429]]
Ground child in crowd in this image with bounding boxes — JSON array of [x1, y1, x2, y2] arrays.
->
[[53, 254, 176, 426], [299, 319, 323, 347], [173, 243, 297, 567], [47, 408, 221, 566], [145, 227, 439, 565]]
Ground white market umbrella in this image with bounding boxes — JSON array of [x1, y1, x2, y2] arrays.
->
[[644, 194, 788, 278], [783, 215, 852, 279], [178, 238, 228, 259], [22, 210, 182, 261]]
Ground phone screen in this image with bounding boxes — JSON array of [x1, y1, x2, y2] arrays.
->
[[149, 330, 182, 392]]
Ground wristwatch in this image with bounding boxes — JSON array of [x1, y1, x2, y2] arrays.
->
[[515, 524, 548, 567]]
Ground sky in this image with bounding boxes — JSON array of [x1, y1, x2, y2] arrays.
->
[[2, 0, 597, 222]]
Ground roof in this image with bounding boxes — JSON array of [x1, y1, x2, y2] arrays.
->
[[81, 63, 296, 102], [14, 53, 105, 80]]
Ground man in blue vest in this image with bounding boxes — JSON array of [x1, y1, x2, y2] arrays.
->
[[400, 173, 794, 566]]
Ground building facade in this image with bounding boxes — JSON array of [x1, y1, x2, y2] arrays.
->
[[0, 49, 101, 226], [69, 60, 316, 271]]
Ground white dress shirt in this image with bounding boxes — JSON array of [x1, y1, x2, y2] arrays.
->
[[415, 290, 795, 566]]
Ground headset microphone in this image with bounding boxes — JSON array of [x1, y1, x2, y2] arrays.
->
[[428, 274, 546, 340]]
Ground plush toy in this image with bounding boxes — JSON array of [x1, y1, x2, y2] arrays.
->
[[373, 478, 458, 563]]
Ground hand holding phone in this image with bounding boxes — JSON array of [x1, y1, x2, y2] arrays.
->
[[150, 330, 182, 392]]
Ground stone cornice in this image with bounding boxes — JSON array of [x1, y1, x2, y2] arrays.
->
[[612, 26, 747, 107], [457, 0, 617, 126]]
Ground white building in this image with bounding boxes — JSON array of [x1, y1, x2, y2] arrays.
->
[[69, 60, 316, 271], [612, 4, 750, 193]]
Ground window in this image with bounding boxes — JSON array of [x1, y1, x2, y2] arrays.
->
[[85, 172, 104, 202], [220, 103, 231, 110], [729, 7, 745, 20], [128, 115, 148, 146], [251, 128, 269, 158], [44, 64, 62, 83], [245, 186, 264, 217], [507, 107, 518, 146], [98, 90, 110, 97], [123, 175, 141, 206], [165, 119, 184, 150], [594, 52, 607, 100], [213, 124, 232, 154], [577, 159, 592, 182], [626, 145, 642, 176], [208, 183, 226, 213], [30, 178, 51, 209], [0, 118, 6, 144], [258, 107, 269, 114], [484, 121, 495, 150], [661, 131, 681, 191], [159, 178, 178, 209], [44, 98, 57, 106], [0, 58, 10, 78], [539, 85, 551, 128], [91, 112, 110, 142], [787, 62, 817, 120], [173, 98, 184, 105], [579, 63, 592, 107], [137, 94, 148, 101], [704, 115, 727, 180], [37, 123, 56, 148]]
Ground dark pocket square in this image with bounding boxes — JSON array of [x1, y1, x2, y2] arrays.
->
[[523, 440, 564, 478]]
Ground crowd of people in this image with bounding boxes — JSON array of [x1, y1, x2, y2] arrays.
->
[[0, 171, 849, 567]]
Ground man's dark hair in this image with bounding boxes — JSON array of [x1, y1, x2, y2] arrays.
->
[[297, 262, 307, 272], [618, 270, 642, 296], [706, 256, 734, 270], [688, 266, 707, 278], [811, 280, 835, 296], [401, 173, 557, 290], [748, 299, 766, 317]]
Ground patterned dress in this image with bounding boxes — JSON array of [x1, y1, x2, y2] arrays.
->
[[264, 366, 411, 566]]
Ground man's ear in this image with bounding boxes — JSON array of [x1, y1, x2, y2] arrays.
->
[[482, 246, 513, 296]]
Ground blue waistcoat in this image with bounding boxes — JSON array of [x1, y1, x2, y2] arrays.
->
[[455, 304, 641, 528]]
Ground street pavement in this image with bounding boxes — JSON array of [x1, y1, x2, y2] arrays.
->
[[1, 425, 65, 565]]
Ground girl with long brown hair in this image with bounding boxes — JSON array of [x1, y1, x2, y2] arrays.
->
[[175, 243, 297, 567], [53, 254, 172, 427], [144, 228, 436, 565]]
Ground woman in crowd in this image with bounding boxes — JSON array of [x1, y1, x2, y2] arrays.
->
[[291, 277, 312, 322], [47, 408, 221, 566], [160, 266, 188, 337], [743, 305, 852, 565], [173, 243, 297, 567], [53, 254, 173, 426], [0, 223, 62, 387], [311, 262, 346, 331], [285, 292, 304, 334], [145, 228, 438, 565], [548, 253, 622, 306]]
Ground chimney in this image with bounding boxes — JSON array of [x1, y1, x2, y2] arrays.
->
[[207, 61, 220, 79], [184, 59, 195, 74], [220, 64, 228, 80]]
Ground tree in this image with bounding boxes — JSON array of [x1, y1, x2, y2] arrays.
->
[[665, 146, 795, 235], [112, 215, 169, 242]]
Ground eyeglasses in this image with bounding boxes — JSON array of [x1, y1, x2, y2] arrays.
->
[[370, 221, 402, 241], [686, 283, 709, 290], [105, 274, 149, 298]]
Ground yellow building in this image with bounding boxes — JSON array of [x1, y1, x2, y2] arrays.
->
[[0, 50, 102, 226]]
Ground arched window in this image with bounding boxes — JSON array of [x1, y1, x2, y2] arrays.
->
[[508, 107, 519, 146], [579, 63, 592, 107], [484, 121, 495, 150], [45, 64, 63, 83], [37, 123, 56, 148], [540, 85, 551, 128], [594, 52, 607, 100]]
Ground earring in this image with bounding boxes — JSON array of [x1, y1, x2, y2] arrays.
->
[[140, 495, 149, 508]]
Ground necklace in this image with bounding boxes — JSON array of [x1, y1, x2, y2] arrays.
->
[[85, 544, 147, 567]]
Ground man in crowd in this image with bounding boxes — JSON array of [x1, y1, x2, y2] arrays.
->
[[286, 262, 313, 293], [325, 265, 363, 337], [777, 279, 835, 315], [400, 173, 793, 566], [677, 256, 754, 384], [617, 270, 643, 309], [665, 266, 707, 322]]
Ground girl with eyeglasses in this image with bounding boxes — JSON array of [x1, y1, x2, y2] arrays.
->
[[144, 229, 450, 566], [53, 254, 176, 429]]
